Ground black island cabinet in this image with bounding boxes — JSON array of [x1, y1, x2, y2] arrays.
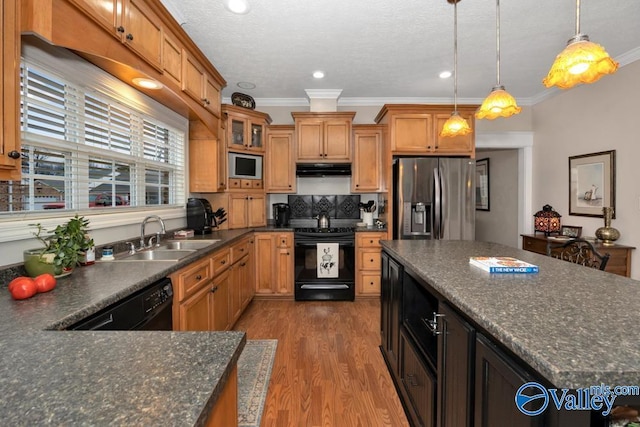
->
[[381, 249, 596, 427]]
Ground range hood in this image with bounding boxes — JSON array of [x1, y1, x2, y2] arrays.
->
[[296, 163, 351, 177]]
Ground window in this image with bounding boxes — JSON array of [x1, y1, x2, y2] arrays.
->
[[0, 43, 186, 214]]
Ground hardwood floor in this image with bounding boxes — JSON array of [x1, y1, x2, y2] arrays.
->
[[233, 299, 410, 427]]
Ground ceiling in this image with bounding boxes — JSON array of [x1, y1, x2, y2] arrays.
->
[[160, 0, 640, 106]]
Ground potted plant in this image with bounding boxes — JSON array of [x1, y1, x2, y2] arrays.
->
[[24, 215, 93, 278]]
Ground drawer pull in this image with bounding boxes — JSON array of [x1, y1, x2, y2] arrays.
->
[[221, 260, 226, 265], [195, 275, 202, 280]]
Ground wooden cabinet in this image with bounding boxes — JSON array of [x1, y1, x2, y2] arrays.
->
[[401, 330, 436, 427], [70, 0, 163, 70], [183, 51, 221, 117], [381, 251, 403, 376], [265, 125, 295, 193], [205, 365, 238, 427], [292, 112, 355, 162], [189, 119, 226, 193], [521, 234, 634, 277], [0, 0, 20, 180], [352, 125, 383, 192], [254, 232, 294, 297], [223, 105, 271, 153], [437, 303, 474, 427], [229, 236, 253, 325], [161, 31, 182, 87], [375, 105, 476, 156], [356, 231, 387, 297], [228, 193, 266, 229], [474, 334, 543, 427], [172, 251, 229, 332]]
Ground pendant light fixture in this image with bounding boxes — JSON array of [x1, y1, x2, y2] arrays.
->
[[543, 0, 618, 89], [476, 0, 521, 120], [440, 0, 472, 138]]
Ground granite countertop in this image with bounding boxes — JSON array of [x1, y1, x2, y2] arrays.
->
[[381, 239, 640, 389], [0, 228, 252, 425]]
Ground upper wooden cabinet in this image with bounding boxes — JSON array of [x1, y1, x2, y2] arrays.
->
[[265, 125, 295, 193], [292, 112, 355, 163], [223, 105, 271, 153], [352, 125, 383, 192], [375, 105, 476, 157], [188, 120, 226, 193], [69, 0, 163, 70], [183, 50, 222, 118], [0, 0, 20, 180]]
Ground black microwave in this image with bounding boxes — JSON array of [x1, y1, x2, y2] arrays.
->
[[228, 152, 263, 179]]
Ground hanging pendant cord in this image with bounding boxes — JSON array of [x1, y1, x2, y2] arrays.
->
[[575, 0, 581, 35], [453, 0, 459, 112], [496, 0, 501, 86]]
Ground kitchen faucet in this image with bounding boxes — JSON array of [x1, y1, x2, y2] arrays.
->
[[140, 215, 166, 249]]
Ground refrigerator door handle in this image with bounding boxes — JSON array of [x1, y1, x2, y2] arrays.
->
[[438, 165, 446, 239], [433, 167, 441, 239]]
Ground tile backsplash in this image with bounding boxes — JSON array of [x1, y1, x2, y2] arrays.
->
[[288, 195, 361, 219]]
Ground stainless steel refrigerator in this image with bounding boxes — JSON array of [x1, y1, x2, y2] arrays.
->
[[393, 157, 475, 240]]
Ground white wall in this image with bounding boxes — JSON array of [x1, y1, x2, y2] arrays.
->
[[532, 60, 640, 279], [475, 149, 520, 247]]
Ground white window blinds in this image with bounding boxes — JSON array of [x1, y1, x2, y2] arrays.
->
[[2, 42, 187, 214]]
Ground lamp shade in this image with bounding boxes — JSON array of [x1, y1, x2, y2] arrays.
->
[[543, 37, 618, 89], [534, 204, 562, 236], [440, 112, 472, 137], [476, 86, 522, 120]]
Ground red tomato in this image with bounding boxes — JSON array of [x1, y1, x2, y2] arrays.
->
[[9, 277, 37, 300], [34, 273, 57, 293]]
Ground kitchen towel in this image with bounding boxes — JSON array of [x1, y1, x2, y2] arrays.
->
[[317, 243, 339, 278]]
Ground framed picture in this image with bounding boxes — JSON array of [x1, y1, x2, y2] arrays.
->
[[561, 225, 582, 238], [569, 150, 616, 218], [476, 158, 490, 211]]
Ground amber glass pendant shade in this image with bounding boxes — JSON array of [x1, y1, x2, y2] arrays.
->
[[440, 112, 472, 137], [476, 86, 522, 120], [543, 37, 619, 89]]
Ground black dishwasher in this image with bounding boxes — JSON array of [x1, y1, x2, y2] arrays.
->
[[69, 278, 173, 330]]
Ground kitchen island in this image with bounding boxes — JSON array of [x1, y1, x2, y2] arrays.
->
[[381, 239, 640, 426]]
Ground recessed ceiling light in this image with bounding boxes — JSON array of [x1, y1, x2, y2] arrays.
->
[[132, 77, 163, 90], [313, 71, 325, 79], [439, 71, 452, 79], [237, 81, 256, 89], [225, 0, 249, 14]]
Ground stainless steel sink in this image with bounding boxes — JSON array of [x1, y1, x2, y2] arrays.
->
[[116, 249, 195, 261], [158, 240, 219, 250]]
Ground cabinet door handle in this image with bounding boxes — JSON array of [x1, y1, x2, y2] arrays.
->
[[126, 33, 134, 41], [117, 26, 125, 33], [240, 262, 246, 267], [7, 150, 20, 159], [210, 286, 218, 293], [406, 373, 418, 387]]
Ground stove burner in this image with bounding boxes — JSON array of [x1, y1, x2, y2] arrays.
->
[[294, 227, 356, 233]]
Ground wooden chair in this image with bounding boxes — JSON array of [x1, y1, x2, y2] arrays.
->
[[546, 238, 610, 271]]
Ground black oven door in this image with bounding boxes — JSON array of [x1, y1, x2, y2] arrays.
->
[[294, 240, 355, 301]]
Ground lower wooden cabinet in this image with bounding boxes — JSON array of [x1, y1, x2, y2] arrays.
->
[[381, 251, 403, 376], [356, 231, 387, 297], [172, 235, 255, 331], [205, 365, 238, 427], [401, 330, 436, 427], [254, 232, 293, 297]]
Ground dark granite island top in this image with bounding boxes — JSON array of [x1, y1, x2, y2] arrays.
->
[[0, 331, 245, 426], [381, 239, 640, 390]]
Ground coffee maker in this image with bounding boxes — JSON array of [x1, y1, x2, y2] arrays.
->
[[187, 198, 214, 234], [273, 203, 290, 227]]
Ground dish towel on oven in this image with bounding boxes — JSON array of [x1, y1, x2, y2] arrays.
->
[[317, 243, 339, 278]]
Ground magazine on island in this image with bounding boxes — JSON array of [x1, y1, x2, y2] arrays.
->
[[469, 257, 539, 274]]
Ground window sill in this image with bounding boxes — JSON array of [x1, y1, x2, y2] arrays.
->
[[0, 206, 186, 243]]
